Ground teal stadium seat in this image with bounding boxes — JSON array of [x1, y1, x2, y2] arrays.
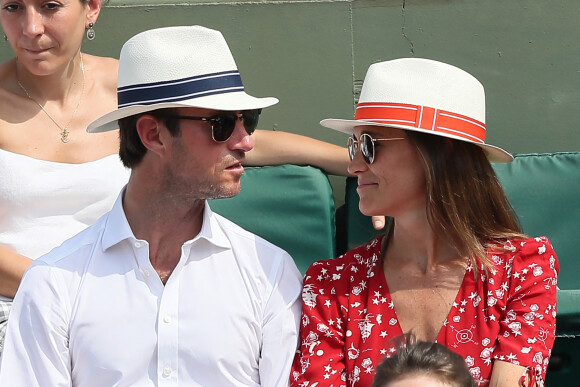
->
[[342, 152, 580, 385], [208, 165, 336, 274], [493, 152, 580, 383]]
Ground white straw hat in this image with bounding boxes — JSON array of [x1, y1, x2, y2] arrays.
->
[[88, 25, 278, 133], [321, 58, 513, 163]]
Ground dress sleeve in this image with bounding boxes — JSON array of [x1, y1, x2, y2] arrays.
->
[[290, 260, 348, 387], [0, 263, 73, 386], [494, 236, 559, 385]]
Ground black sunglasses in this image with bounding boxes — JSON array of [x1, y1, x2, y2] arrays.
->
[[162, 109, 261, 142], [348, 133, 405, 164]]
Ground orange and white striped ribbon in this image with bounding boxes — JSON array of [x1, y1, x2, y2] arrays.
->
[[354, 102, 486, 144]]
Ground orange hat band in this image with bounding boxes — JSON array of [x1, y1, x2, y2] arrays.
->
[[354, 102, 487, 144]]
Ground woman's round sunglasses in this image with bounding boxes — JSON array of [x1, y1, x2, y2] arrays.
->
[[348, 133, 405, 164], [163, 109, 261, 142]]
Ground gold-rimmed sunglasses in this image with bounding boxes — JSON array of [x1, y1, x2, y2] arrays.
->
[[348, 133, 405, 164]]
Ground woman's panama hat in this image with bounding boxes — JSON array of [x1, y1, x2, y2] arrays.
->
[[88, 25, 278, 133], [321, 58, 513, 163]]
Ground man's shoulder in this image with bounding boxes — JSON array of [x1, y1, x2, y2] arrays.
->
[[212, 212, 287, 253], [211, 212, 302, 278], [36, 212, 109, 268]]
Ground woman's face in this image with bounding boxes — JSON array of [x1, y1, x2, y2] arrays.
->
[[347, 125, 427, 218], [1, 0, 98, 75]]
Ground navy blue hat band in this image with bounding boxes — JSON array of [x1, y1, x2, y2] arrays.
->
[[117, 70, 244, 108]]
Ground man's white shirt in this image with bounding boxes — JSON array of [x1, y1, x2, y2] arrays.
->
[[0, 190, 303, 386]]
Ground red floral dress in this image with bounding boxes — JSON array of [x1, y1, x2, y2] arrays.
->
[[290, 236, 559, 387]]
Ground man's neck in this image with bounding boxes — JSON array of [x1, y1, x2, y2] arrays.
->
[[122, 179, 205, 274]]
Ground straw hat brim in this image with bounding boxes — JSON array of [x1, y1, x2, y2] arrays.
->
[[321, 118, 514, 163], [88, 92, 278, 133]]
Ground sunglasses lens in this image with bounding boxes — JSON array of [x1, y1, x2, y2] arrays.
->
[[211, 110, 261, 142], [211, 115, 236, 142], [361, 134, 374, 164], [347, 136, 356, 161], [241, 109, 261, 135]]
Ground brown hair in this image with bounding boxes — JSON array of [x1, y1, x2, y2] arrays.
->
[[118, 109, 181, 168], [388, 131, 526, 269], [371, 333, 476, 387]]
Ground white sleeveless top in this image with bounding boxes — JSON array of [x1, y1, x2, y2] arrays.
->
[[0, 149, 130, 300]]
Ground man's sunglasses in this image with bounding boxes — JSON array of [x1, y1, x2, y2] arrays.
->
[[163, 109, 261, 142], [348, 133, 405, 164]]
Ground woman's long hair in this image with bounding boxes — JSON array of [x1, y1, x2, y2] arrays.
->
[[389, 131, 527, 269]]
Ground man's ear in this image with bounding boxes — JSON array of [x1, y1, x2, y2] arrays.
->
[[136, 115, 166, 157]]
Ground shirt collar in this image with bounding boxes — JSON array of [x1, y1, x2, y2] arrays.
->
[[191, 200, 231, 249], [101, 187, 231, 251], [101, 188, 134, 251]]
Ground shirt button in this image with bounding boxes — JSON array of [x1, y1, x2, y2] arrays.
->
[[144, 269, 151, 277], [163, 315, 172, 323], [134, 241, 142, 248], [163, 367, 172, 377]]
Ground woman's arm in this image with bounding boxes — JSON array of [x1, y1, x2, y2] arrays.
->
[[290, 261, 348, 386], [0, 247, 33, 298], [246, 130, 351, 176], [492, 236, 559, 386], [489, 360, 528, 387]]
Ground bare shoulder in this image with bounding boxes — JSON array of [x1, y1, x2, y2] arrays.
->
[[92, 55, 119, 77], [82, 53, 119, 90], [83, 53, 119, 69], [80, 53, 119, 116]]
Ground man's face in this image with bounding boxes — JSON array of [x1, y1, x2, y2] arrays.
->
[[160, 107, 255, 203]]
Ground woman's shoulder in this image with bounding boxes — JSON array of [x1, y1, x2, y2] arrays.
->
[[83, 53, 119, 68], [488, 236, 558, 273], [304, 236, 384, 282], [82, 53, 119, 90], [496, 236, 555, 257]]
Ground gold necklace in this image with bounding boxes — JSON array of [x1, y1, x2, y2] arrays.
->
[[16, 53, 86, 143]]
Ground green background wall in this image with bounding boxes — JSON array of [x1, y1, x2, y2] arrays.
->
[[3, 0, 579, 203]]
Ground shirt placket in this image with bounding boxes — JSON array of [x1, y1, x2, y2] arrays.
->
[[156, 242, 195, 385], [131, 237, 180, 385], [157, 280, 179, 385]]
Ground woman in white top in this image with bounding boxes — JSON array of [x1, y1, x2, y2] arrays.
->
[[0, 0, 350, 351]]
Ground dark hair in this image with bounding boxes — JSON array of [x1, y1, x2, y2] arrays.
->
[[372, 333, 476, 387], [118, 109, 181, 168], [385, 131, 526, 270]]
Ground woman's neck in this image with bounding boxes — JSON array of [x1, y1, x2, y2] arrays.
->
[[14, 51, 84, 103], [384, 216, 464, 273]]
